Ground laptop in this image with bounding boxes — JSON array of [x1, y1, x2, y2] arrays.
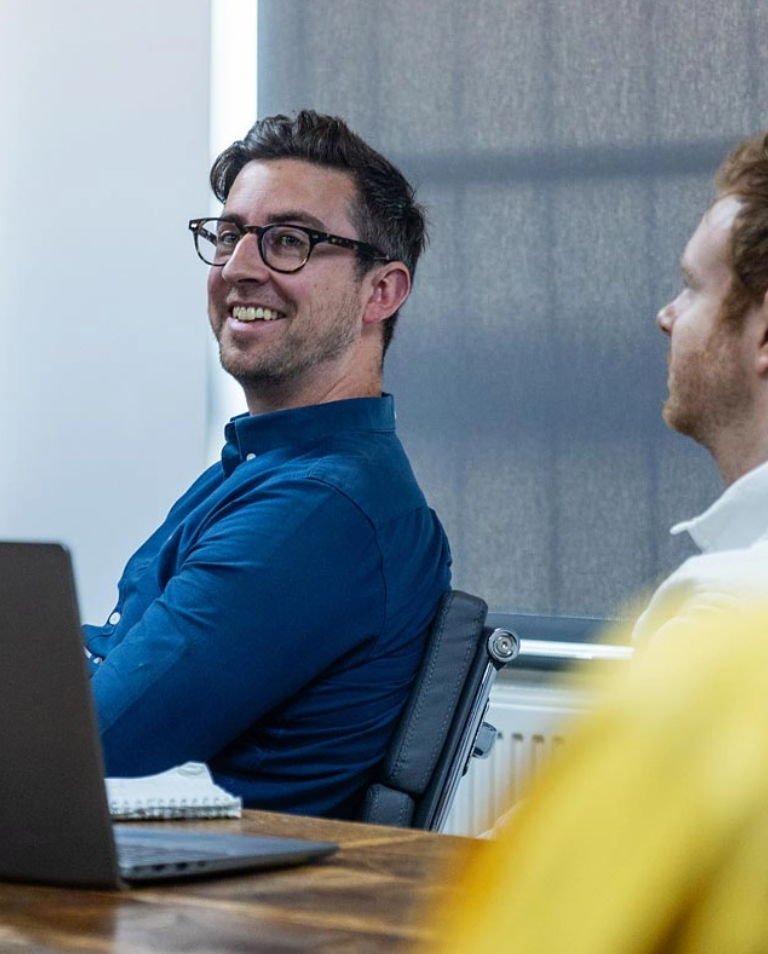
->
[[0, 540, 337, 888]]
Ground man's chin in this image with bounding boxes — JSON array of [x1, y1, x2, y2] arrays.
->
[[662, 395, 682, 429], [662, 399, 699, 440], [219, 353, 290, 390], [219, 351, 260, 384]]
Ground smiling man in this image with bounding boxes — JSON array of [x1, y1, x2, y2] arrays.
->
[[633, 130, 768, 647], [83, 111, 452, 817]]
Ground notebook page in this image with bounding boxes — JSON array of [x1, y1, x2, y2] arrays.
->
[[106, 762, 242, 819]]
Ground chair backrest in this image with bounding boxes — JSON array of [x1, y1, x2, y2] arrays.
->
[[356, 589, 518, 831]]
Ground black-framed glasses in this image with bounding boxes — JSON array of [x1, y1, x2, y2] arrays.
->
[[188, 217, 389, 273]]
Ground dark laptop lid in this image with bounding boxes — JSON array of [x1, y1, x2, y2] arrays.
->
[[0, 541, 336, 888], [0, 541, 124, 886]]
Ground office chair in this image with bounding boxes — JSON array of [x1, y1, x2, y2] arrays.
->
[[486, 611, 632, 670], [356, 589, 519, 831]]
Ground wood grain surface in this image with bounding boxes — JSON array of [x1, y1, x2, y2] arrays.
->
[[0, 810, 476, 953]]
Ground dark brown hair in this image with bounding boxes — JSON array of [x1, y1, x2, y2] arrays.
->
[[715, 130, 768, 326]]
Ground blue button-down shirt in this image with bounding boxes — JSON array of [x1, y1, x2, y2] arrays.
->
[[85, 396, 452, 817]]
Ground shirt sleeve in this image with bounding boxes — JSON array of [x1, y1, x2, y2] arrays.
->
[[90, 476, 386, 776]]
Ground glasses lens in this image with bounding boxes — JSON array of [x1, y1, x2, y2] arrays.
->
[[194, 219, 243, 265], [261, 225, 311, 272]]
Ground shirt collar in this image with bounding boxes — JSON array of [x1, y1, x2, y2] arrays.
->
[[220, 395, 395, 476], [671, 458, 768, 552]]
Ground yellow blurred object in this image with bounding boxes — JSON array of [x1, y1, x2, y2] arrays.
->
[[417, 601, 768, 954]]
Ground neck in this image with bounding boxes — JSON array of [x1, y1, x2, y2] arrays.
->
[[243, 382, 382, 416], [710, 421, 768, 485], [241, 367, 383, 416]]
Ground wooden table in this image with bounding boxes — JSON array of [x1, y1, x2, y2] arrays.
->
[[0, 810, 476, 953]]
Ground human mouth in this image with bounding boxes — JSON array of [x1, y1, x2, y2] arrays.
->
[[231, 305, 284, 322]]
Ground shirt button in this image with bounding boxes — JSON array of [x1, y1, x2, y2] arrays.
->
[[246, 453, 256, 461], [108, 611, 121, 626]]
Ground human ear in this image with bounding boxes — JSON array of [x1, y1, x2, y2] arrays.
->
[[361, 262, 411, 325], [755, 289, 768, 376]]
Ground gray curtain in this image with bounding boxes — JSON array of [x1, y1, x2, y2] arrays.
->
[[257, 0, 768, 616]]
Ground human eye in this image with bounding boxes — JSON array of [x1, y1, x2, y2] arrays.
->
[[680, 264, 698, 293], [215, 221, 242, 248], [274, 227, 308, 250], [266, 226, 310, 262]]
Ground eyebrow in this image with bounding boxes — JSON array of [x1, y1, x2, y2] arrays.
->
[[266, 209, 329, 231], [221, 209, 330, 232]]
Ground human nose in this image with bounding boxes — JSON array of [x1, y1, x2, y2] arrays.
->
[[656, 295, 678, 336], [220, 230, 270, 282]]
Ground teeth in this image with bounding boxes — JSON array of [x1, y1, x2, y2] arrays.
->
[[232, 306, 281, 322]]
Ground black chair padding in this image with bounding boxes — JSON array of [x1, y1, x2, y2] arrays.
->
[[361, 784, 416, 829], [368, 589, 488, 799]]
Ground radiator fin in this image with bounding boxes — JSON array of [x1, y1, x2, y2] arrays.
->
[[442, 679, 592, 836]]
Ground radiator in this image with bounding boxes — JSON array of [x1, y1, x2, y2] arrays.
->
[[442, 677, 595, 837]]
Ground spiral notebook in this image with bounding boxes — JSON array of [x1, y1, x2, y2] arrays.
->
[[106, 762, 242, 820]]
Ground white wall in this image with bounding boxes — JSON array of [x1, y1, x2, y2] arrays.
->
[[0, 0, 213, 621]]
